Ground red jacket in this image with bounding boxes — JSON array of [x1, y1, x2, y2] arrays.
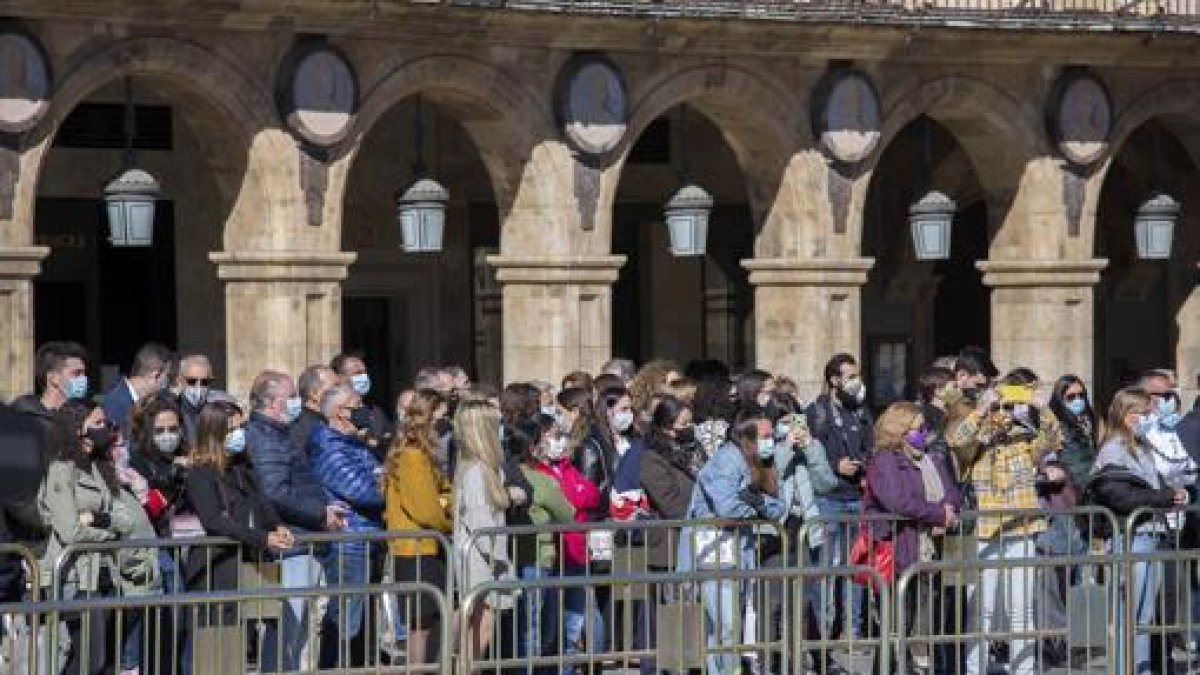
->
[[534, 459, 601, 567]]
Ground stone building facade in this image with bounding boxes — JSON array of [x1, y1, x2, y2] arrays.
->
[[1, 1, 1198, 407]]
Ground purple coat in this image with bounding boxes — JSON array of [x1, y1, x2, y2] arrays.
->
[[864, 449, 962, 574]]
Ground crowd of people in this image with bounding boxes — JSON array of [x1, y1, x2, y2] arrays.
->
[[1, 339, 1199, 675]]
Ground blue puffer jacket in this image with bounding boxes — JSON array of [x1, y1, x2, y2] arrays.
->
[[308, 423, 384, 554], [246, 412, 328, 536]]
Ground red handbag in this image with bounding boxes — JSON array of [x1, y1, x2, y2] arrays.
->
[[850, 483, 895, 590]]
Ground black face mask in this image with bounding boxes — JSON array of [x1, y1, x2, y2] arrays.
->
[[349, 407, 373, 431], [86, 426, 114, 453], [434, 418, 452, 437], [835, 389, 862, 410], [961, 387, 980, 403], [675, 427, 696, 446]]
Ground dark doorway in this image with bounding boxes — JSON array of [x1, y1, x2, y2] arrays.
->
[[343, 296, 395, 417]]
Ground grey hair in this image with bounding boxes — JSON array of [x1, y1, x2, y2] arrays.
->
[[320, 384, 354, 419], [298, 364, 336, 402], [249, 370, 291, 412], [413, 367, 442, 391], [179, 354, 212, 374], [601, 358, 637, 381]]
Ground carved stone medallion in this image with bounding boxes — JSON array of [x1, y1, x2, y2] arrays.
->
[[280, 43, 357, 146], [1049, 69, 1112, 166], [0, 30, 50, 134], [814, 69, 881, 164], [559, 55, 628, 156]]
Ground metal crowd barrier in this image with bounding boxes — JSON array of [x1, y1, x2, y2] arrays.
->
[[457, 564, 890, 675], [0, 581, 451, 675]]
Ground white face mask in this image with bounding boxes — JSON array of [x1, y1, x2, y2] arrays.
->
[[611, 410, 635, 434], [545, 436, 569, 461], [153, 431, 182, 455], [183, 385, 208, 408]]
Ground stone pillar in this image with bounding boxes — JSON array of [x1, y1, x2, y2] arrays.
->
[[488, 255, 626, 385], [1175, 267, 1200, 407], [743, 257, 874, 400], [978, 259, 1107, 392], [210, 251, 357, 400], [0, 246, 49, 402]]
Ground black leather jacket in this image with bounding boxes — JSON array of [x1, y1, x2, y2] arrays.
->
[[573, 423, 615, 519]]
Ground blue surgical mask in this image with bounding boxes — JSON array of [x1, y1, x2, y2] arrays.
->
[[1133, 414, 1157, 439], [225, 427, 246, 454], [774, 422, 790, 442], [756, 438, 776, 460], [1157, 396, 1181, 429], [350, 373, 371, 397], [284, 396, 303, 423], [1065, 398, 1087, 417], [65, 374, 89, 401]]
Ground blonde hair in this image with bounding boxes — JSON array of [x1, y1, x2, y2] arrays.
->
[[663, 377, 698, 405], [453, 399, 510, 511], [629, 360, 680, 414], [1103, 386, 1152, 456], [875, 401, 923, 453]]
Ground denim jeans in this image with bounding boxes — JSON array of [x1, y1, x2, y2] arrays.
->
[[561, 563, 604, 673], [702, 578, 742, 675], [319, 545, 376, 669], [1114, 533, 1163, 674], [158, 549, 190, 675], [815, 496, 865, 638], [966, 534, 1038, 675], [518, 565, 552, 660], [278, 553, 323, 671]]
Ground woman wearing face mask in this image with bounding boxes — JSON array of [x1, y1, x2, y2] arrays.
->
[[1088, 387, 1189, 674], [735, 370, 778, 419], [533, 400, 602, 667], [1048, 375, 1100, 492], [39, 403, 140, 674], [640, 396, 698, 570], [383, 389, 452, 667], [184, 400, 294, 674], [863, 402, 961, 675], [509, 415, 577, 662]]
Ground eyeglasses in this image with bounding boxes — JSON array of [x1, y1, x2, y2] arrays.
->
[[184, 377, 213, 387], [153, 426, 181, 434], [1064, 392, 1087, 402]]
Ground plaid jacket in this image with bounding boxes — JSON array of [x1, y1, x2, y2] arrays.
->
[[946, 407, 1063, 538]]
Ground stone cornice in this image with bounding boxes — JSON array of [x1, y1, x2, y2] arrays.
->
[[977, 258, 1109, 287], [487, 254, 626, 285], [210, 250, 357, 282], [742, 257, 875, 286], [0, 246, 50, 279]]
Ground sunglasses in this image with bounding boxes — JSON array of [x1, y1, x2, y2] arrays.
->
[[184, 377, 214, 387], [1064, 392, 1087, 402], [153, 426, 181, 435]]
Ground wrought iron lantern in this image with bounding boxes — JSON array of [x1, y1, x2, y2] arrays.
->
[[396, 177, 449, 253], [104, 77, 161, 247], [663, 184, 713, 257], [104, 168, 161, 247], [909, 190, 956, 261], [1134, 193, 1179, 260]]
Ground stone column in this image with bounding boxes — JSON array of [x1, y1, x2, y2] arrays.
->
[[743, 257, 874, 400], [487, 255, 626, 385], [1175, 266, 1200, 407], [0, 246, 49, 402], [978, 259, 1107, 392], [210, 250, 356, 400]]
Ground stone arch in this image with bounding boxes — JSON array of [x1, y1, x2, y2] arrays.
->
[[11, 35, 289, 248], [601, 62, 799, 255], [328, 53, 555, 248]]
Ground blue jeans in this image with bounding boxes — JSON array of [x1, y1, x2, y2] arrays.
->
[[1115, 533, 1163, 675], [518, 565, 552, 660], [159, 549, 191, 675], [319, 545, 374, 669], [816, 496, 865, 638], [561, 563, 604, 673], [278, 553, 323, 671], [702, 578, 742, 675]]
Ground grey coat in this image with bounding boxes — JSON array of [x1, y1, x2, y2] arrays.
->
[[38, 461, 135, 597]]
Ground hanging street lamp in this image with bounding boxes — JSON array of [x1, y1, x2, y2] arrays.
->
[[663, 106, 712, 257], [1134, 193, 1179, 260], [397, 96, 449, 253], [909, 190, 956, 261], [103, 77, 161, 247]]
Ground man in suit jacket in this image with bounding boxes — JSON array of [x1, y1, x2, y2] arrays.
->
[[102, 342, 174, 440]]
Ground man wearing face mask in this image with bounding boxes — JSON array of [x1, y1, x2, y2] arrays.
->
[[103, 342, 175, 441], [331, 352, 394, 461], [804, 353, 873, 641], [291, 365, 340, 455], [246, 370, 348, 672], [308, 385, 385, 669], [953, 356, 990, 404], [175, 354, 228, 446]]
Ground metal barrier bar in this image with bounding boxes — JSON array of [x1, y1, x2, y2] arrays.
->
[[1, 581, 452, 675], [457, 564, 890, 675], [897, 552, 1120, 674]]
